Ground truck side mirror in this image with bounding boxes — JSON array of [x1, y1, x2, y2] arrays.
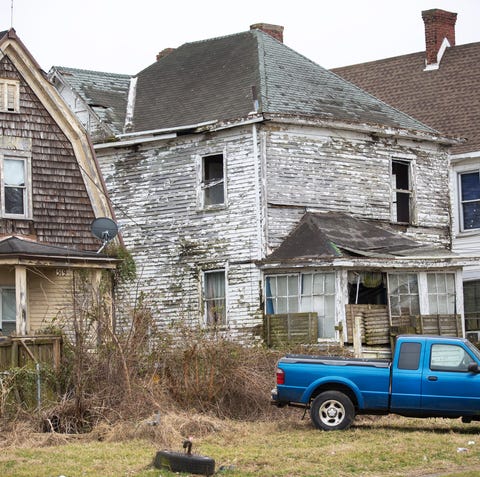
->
[[468, 362, 479, 373]]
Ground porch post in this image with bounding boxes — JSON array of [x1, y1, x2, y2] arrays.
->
[[15, 265, 28, 335]]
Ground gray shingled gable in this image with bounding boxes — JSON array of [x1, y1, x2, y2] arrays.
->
[[131, 29, 436, 134], [52, 66, 130, 135]]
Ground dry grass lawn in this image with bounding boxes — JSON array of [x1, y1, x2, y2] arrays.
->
[[1, 413, 480, 476]]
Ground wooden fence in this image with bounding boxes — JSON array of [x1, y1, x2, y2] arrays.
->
[[265, 313, 318, 347], [0, 335, 62, 370], [346, 304, 462, 346]]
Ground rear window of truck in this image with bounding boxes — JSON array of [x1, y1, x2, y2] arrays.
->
[[398, 342, 421, 370]]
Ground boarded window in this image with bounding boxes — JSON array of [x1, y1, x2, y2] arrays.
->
[[391, 160, 411, 223], [388, 273, 419, 317], [1, 288, 15, 335], [204, 270, 226, 325], [0, 80, 19, 112], [427, 273, 456, 315], [459, 171, 480, 230], [202, 154, 224, 206], [2, 157, 27, 216]]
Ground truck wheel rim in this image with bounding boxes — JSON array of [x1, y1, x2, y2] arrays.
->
[[319, 399, 345, 426]]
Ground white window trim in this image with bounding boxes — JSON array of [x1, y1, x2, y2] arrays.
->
[[196, 151, 227, 211], [0, 79, 20, 113], [456, 168, 480, 234], [0, 151, 32, 219]]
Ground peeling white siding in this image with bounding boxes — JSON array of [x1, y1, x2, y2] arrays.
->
[[97, 120, 452, 340]]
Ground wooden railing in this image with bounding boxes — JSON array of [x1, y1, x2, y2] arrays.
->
[[0, 335, 62, 370]]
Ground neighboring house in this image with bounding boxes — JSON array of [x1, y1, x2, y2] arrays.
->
[[333, 8, 480, 341], [52, 23, 471, 351], [48, 66, 130, 143], [0, 29, 117, 337]]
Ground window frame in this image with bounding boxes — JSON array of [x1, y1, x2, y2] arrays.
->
[[0, 286, 16, 334], [197, 153, 226, 210], [265, 272, 336, 339], [387, 272, 420, 317], [0, 152, 32, 219], [458, 170, 480, 232], [0, 79, 20, 113], [426, 272, 456, 315], [390, 158, 415, 224], [202, 269, 227, 326]]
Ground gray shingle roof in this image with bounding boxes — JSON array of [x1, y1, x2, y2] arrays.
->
[[264, 212, 453, 263], [132, 29, 435, 134], [52, 67, 130, 135]]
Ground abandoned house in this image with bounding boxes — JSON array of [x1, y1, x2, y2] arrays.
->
[[0, 29, 118, 341], [333, 8, 480, 343], [50, 23, 474, 351]]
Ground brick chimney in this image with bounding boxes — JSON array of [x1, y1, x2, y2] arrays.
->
[[250, 23, 284, 43], [422, 9, 457, 67], [156, 48, 175, 61]]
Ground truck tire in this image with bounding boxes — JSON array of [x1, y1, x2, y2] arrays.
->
[[154, 450, 215, 475], [310, 391, 355, 431]]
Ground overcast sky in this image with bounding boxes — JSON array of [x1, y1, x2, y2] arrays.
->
[[2, 0, 479, 75]]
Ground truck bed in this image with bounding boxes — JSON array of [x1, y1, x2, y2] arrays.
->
[[282, 354, 391, 368]]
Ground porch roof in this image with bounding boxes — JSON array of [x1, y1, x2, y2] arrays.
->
[[0, 236, 117, 267], [262, 212, 460, 266]]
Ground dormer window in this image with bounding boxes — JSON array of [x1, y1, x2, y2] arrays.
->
[[0, 79, 20, 112]]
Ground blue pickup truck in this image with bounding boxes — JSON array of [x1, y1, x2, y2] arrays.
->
[[271, 335, 480, 430]]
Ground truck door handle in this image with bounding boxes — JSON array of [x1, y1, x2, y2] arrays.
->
[[427, 376, 438, 381]]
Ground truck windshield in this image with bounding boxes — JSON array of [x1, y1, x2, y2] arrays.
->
[[465, 340, 480, 361]]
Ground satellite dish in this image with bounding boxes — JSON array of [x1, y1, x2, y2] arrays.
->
[[91, 217, 118, 253]]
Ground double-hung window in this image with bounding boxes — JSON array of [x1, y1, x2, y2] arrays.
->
[[201, 154, 225, 208], [1, 155, 30, 218], [203, 270, 226, 326], [459, 171, 480, 231], [0, 79, 20, 113], [0, 287, 15, 335], [391, 159, 412, 224]]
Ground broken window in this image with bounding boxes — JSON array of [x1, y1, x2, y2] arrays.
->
[[388, 273, 420, 317], [2, 157, 28, 217], [0, 287, 15, 335], [459, 171, 480, 230], [391, 160, 411, 223], [265, 272, 336, 339], [203, 270, 226, 326], [427, 272, 456, 315], [0, 80, 20, 112], [202, 154, 224, 207]]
